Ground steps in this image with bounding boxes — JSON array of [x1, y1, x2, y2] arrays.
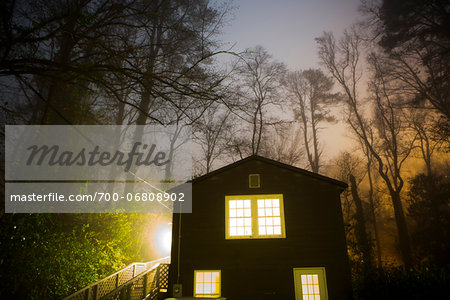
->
[[63, 257, 170, 300]]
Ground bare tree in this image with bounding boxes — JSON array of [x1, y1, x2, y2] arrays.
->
[[0, 0, 144, 125], [362, 0, 450, 122], [0, 0, 233, 126], [408, 109, 445, 176], [286, 69, 338, 173], [259, 122, 304, 166], [193, 104, 233, 174], [349, 173, 373, 272], [333, 151, 373, 271], [233, 46, 286, 155], [359, 136, 383, 268], [317, 29, 416, 267]]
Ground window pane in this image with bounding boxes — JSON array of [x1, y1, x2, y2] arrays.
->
[[259, 226, 266, 235], [259, 217, 265, 225], [313, 275, 318, 285], [258, 199, 264, 207], [244, 200, 251, 208], [244, 218, 251, 226], [237, 218, 243, 226], [196, 283, 203, 294], [212, 272, 220, 282], [230, 228, 236, 236], [266, 227, 274, 235], [230, 209, 236, 217], [229, 201, 236, 208], [274, 227, 281, 234], [204, 272, 211, 282], [258, 208, 265, 216], [204, 283, 211, 293], [274, 217, 281, 225], [265, 199, 272, 206], [273, 207, 280, 216], [237, 227, 244, 235], [265, 208, 272, 216], [196, 272, 203, 282], [244, 208, 251, 217], [272, 199, 279, 207], [314, 285, 319, 294]]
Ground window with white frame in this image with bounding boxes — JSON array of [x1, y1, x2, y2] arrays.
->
[[194, 270, 221, 298], [225, 194, 286, 239], [293, 267, 328, 300]]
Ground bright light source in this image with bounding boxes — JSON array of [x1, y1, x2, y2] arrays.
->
[[154, 223, 172, 256]]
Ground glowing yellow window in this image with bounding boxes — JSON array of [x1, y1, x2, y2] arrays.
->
[[226, 194, 285, 239], [258, 198, 282, 236], [194, 270, 221, 298], [293, 267, 328, 300], [228, 199, 252, 236]]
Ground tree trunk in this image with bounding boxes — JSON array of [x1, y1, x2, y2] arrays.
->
[[390, 190, 413, 267], [367, 164, 382, 268], [349, 174, 373, 272]]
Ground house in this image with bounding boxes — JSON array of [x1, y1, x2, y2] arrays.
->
[[168, 155, 353, 299]]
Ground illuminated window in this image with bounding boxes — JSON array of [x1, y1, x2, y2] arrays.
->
[[257, 198, 282, 235], [229, 199, 252, 236], [194, 270, 221, 298], [225, 194, 285, 239], [293, 268, 328, 300]]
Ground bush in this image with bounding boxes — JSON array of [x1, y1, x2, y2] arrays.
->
[[353, 265, 449, 299]]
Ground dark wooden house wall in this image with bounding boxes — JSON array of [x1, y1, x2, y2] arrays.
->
[[169, 158, 353, 300]]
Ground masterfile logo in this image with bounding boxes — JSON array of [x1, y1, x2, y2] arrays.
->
[[5, 125, 192, 213], [26, 142, 170, 171]]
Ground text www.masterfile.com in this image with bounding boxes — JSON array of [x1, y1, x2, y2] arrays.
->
[[9, 192, 185, 202]]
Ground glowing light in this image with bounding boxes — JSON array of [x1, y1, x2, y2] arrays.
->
[[154, 223, 172, 256], [194, 270, 221, 298]]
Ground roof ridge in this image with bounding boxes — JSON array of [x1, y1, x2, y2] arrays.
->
[[192, 154, 347, 189]]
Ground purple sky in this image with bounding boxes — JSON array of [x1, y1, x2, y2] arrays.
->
[[222, 0, 362, 71]]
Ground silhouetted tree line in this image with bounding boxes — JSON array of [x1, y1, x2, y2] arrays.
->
[[322, 0, 450, 297], [1, 0, 233, 298]]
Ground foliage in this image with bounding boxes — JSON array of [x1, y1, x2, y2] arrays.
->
[[408, 173, 450, 266], [352, 264, 450, 299], [0, 0, 232, 125], [0, 213, 155, 299], [364, 0, 450, 121]]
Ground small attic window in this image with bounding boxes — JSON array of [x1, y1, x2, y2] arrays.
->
[[249, 174, 260, 188]]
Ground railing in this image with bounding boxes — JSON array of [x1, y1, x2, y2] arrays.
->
[[100, 262, 170, 300], [63, 256, 170, 300]]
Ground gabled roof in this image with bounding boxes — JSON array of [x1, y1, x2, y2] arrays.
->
[[192, 155, 348, 189]]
